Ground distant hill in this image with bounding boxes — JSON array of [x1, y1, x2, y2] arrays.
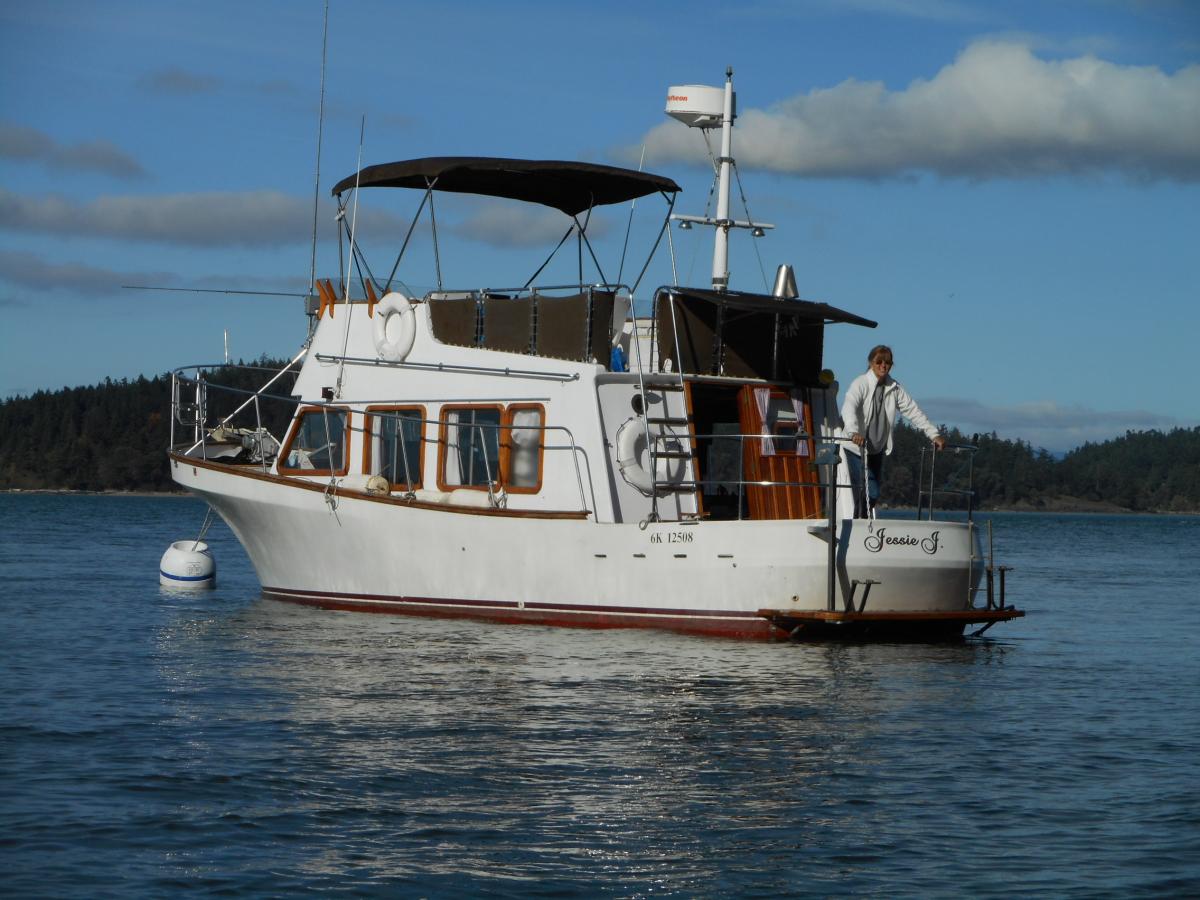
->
[[0, 360, 294, 493], [880, 420, 1200, 513], [2, 367, 1197, 512]]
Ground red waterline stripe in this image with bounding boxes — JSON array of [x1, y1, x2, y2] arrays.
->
[[261, 586, 777, 639]]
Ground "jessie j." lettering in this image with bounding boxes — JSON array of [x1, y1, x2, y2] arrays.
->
[[864, 528, 940, 555]]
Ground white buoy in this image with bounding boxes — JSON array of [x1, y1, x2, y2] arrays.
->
[[159, 540, 216, 589]]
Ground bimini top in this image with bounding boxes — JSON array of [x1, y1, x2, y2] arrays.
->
[[330, 157, 681, 217]]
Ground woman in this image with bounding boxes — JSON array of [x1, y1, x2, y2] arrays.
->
[[841, 345, 945, 518]]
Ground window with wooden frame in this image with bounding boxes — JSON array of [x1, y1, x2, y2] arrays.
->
[[502, 404, 545, 493], [754, 389, 811, 458], [278, 406, 351, 476], [363, 405, 425, 490], [439, 405, 503, 490], [737, 386, 820, 519]]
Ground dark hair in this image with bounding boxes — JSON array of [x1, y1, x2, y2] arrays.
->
[[867, 344, 893, 364]]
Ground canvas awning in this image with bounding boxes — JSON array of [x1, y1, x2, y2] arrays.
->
[[331, 157, 681, 216], [655, 287, 877, 383]]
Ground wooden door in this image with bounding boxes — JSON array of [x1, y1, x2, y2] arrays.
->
[[737, 385, 822, 520]]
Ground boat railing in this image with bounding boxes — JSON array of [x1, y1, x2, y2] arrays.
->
[[170, 363, 304, 469], [685, 431, 977, 524], [173, 353, 307, 454], [915, 442, 979, 521], [169, 369, 596, 513], [313, 352, 582, 382], [683, 430, 855, 521], [426, 281, 631, 301], [678, 425, 983, 526], [421, 282, 633, 367], [343, 407, 595, 514]]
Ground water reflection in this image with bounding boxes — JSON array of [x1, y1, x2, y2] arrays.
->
[[151, 596, 1027, 889], [10, 497, 1198, 896]]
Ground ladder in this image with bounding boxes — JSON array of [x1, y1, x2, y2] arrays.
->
[[642, 293, 700, 518]]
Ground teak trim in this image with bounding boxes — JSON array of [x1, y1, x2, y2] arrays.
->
[[436, 403, 506, 493], [169, 452, 588, 519], [362, 404, 427, 491], [500, 402, 547, 495], [276, 405, 353, 477]]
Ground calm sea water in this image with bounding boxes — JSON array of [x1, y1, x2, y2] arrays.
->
[[1, 494, 1198, 898]]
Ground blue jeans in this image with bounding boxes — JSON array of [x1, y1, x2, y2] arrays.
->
[[846, 450, 883, 518]]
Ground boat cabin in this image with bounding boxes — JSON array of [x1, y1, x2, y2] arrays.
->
[[175, 156, 877, 528]]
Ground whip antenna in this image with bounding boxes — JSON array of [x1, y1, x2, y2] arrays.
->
[[307, 0, 330, 326], [617, 144, 646, 287]]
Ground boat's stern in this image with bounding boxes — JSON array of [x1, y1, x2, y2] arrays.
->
[[761, 516, 1022, 640]]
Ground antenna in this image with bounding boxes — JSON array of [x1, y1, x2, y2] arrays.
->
[[335, 115, 366, 399], [616, 144, 646, 287], [307, 0, 330, 325], [665, 68, 773, 292]]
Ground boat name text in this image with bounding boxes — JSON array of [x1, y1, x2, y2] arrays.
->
[[864, 528, 940, 555]]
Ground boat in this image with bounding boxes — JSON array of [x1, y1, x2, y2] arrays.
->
[[168, 70, 1022, 640]]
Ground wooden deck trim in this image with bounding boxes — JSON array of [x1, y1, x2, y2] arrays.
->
[[169, 451, 590, 519], [758, 607, 1025, 625]]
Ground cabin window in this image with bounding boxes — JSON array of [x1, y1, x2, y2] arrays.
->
[[279, 407, 350, 475], [440, 406, 502, 489], [365, 406, 424, 489], [770, 416, 800, 454], [755, 389, 809, 457], [504, 405, 545, 492]]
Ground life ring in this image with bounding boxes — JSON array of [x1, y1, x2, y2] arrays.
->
[[615, 416, 686, 497], [373, 292, 416, 362]]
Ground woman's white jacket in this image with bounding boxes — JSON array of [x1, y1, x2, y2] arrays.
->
[[840, 371, 940, 457]]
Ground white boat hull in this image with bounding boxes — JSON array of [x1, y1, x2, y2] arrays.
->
[[172, 455, 985, 640]]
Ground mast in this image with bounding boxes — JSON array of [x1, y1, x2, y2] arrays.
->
[[666, 68, 772, 292], [712, 67, 734, 291]]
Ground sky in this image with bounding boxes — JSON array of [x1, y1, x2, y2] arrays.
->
[[1, 0, 1197, 453]]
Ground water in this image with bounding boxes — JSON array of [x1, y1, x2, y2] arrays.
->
[[2, 495, 1198, 897]]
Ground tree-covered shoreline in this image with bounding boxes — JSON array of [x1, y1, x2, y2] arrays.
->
[[2, 365, 1197, 513], [879, 421, 1199, 514]]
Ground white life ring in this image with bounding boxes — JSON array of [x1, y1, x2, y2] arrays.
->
[[615, 416, 686, 497], [372, 292, 417, 362]]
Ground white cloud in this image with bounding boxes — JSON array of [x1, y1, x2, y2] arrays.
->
[[452, 202, 600, 248], [921, 396, 1180, 451], [637, 40, 1200, 181], [803, 0, 989, 24], [137, 67, 220, 94], [0, 188, 407, 248], [0, 249, 175, 295], [0, 250, 314, 301], [0, 122, 145, 178]]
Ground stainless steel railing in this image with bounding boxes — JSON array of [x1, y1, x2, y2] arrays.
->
[[169, 366, 595, 513]]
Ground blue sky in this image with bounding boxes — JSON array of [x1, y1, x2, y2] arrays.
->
[[1, 0, 1197, 452]]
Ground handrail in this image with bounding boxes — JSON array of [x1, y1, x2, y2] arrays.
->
[[357, 407, 593, 514], [179, 350, 308, 455], [169, 371, 595, 514], [315, 352, 581, 382], [425, 280, 632, 300], [682, 430, 857, 520], [916, 442, 979, 521]]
